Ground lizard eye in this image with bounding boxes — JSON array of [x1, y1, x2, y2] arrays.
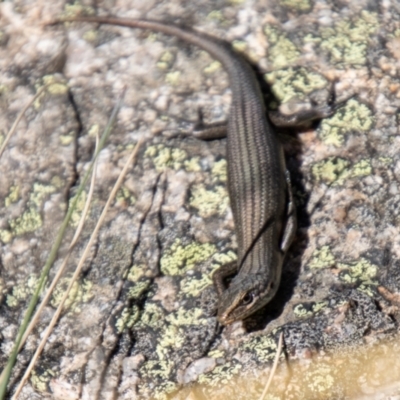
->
[[241, 292, 254, 306]]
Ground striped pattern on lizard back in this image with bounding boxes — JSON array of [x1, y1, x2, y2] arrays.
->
[[54, 16, 290, 324], [226, 56, 287, 277]]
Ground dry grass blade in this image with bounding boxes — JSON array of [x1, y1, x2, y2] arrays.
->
[[11, 137, 143, 399], [18, 133, 100, 353], [258, 332, 284, 400], [0, 85, 48, 160], [0, 89, 125, 399]]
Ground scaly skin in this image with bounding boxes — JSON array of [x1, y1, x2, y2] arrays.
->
[[53, 16, 298, 325]]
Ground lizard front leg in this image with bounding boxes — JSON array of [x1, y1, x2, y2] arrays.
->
[[212, 261, 238, 298], [268, 84, 352, 128]]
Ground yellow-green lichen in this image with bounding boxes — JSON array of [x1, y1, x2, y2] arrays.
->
[[59, 133, 74, 146], [294, 301, 328, 318], [157, 51, 175, 70], [30, 183, 56, 207], [280, 0, 312, 12], [8, 167, 56, 221], [153, 381, 177, 400], [115, 186, 136, 206], [127, 264, 146, 282], [9, 208, 42, 235], [198, 361, 242, 386], [88, 124, 100, 137], [136, 302, 165, 329], [179, 251, 237, 297], [312, 156, 372, 186], [50, 278, 93, 313], [0, 229, 12, 243], [313, 301, 328, 313], [157, 326, 185, 359], [4, 183, 52, 234], [208, 349, 225, 358], [338, 258, 378, 287], [232, 40, 247, 53], [207, 10, 224, 22], [306, 11, 379, 66], [312, 157, 350, 185], [357, 283, 376, 297], [305, 364, 335, 393], [189, 184, 229, 218], [125, 143, 137, 151], [160, 239, 217, 276], [319, 99, 374, 146], [5, 185, 19, 207], [146, 327, 185, 399], [212, 250, 237, 266], [351, 159, 372, 177], [68, 190, 87, 227], [128, 279, 151, 299], [139, 375, 177, 400], [51, 176, 65, 189], [47, 82, 68, 95], [115, 305, 140, 333], [184, 156, 201, 172], [378, 156, 392, 165], [140, 359, 174, 380], [6, 275, 38, 307], [204, 61, 222, 74], [30, 368, 55, 392], [63, 2, 95, 18], [165, 71, 181, 85], [264, 26, 300, 69], [211, 159, 227, 183], [145, 144, 188, 171], [308, 246, 335, 269], [166, 307, 206, 326], [294, 303, 313, 318], [42, 75, 68, 95], [82, 29, 98, 43], [241, 335, 282, 363], [180, 274, 212, 297], [146, 32, 159, 43], [265, 67, 327, 104]]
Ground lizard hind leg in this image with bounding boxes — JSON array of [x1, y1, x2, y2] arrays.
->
[[268, 83, 353, 128], [193, 123, 227, 140], [192, 106, 227, 140]]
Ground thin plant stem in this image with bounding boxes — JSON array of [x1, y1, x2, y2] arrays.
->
[[258, 332, 284, 400], [19, 133, 99, 351], [0, 91, 125, 399], [0, 84, 48, 160], [12, 137, 143, 399]]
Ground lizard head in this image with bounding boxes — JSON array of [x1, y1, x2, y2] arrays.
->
[[216, 272, 280, 325]]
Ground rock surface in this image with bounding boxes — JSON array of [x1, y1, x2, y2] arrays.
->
[[1, 0, 400, 399]]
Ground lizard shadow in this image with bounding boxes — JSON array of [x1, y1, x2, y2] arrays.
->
[[241, 63, 319, 332], [244, 131, 312, 332]]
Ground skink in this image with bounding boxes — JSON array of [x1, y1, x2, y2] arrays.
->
[[55, 16, 334, 325]]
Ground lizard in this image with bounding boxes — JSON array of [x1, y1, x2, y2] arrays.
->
[[51, 15, 340, 325]]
